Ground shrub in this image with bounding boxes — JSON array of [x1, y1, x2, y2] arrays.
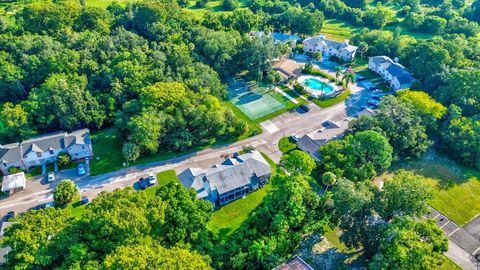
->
[[53, 179, 80, 206], [294, 82, 307, 95], [57, 152, 70, 168], [7, 167, 23, 174]]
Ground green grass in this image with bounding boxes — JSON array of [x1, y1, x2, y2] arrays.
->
[[144, 170, 180, 198], [278, 137, 297, 153], [390, 150, 480, 226], [65, 201, 88, 219], [88, 101, 261, 176], [321, 19, 360, 41], [208, 152, 276, 239], [438, 257, 462, 270], [308, 89, 351, 108]]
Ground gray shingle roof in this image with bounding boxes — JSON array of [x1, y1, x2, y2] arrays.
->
[[386, 63, 414, 84], [0, 129, 90, 163], [178, 150, 271, 198]]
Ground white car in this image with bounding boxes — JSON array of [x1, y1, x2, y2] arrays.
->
[[290, 134, 300, 142], [47, 172, 55, 183]]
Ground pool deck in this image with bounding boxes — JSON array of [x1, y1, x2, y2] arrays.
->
[[297, 75, 340, 99]]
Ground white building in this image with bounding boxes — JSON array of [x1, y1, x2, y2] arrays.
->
[[0, 129, 93, 175], [368, 56, 414, 91], [1, 172, 26, 195], [303, 35, 358, 62]]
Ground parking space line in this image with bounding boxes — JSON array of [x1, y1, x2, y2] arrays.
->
[[440, 221, 450, 229], [433, 213, 440, 219], [448, 227, 460, 237], [473, 246, 480, 255]]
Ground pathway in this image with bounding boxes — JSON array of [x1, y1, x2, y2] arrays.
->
[[274, 86, 299, 104]]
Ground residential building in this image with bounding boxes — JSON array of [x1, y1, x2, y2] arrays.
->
[[0, 129, 93, 175], [1, 172, 26, 195], [303, 35, 358, 62], [297, 108, 376, 160], [178, 150, 271, 206], [368, 56, 415, 91], [273, 59, 304, 82]]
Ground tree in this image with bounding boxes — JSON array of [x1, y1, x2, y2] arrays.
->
[[53, 179, 80, 206], [357, 42, 368, 59], [154, 182, 213, 247], [122, 142, 141, 163], [222, 0, 239, 11], [313, 51, 322, 61], [335, 66, 342, 83], [1, 208, 71, 269], [103, 243, 212, 270], [0, 51, 25, 102], [0, 102, 35, 144], [362, 7, 396, 28], [321, 172, 337, 191], [378, 170, 432, 221], [369, 218, 448, 270], [279, 150, 316, 176], [342, 68, 355, 87], [57, 152, 71, 168], [26, 73, 105, 130]]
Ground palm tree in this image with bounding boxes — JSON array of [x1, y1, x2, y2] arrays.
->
[[343, 68, 356, 88], [322, 172, 337, 192], [335, 66, 342, 83]]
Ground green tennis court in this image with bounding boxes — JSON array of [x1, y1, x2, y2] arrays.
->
[[231, 91, 285, 120]]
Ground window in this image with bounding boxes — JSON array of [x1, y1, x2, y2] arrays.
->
[[2, 163, 6, 167], [36, 152, 42, 158], [49, 150, 54, 155]]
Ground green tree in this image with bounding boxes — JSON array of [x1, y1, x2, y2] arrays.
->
[[369, 218, 448, 270], [122, 142, 141, 163], [0, 102, 35, 144], [1, 208, 71, 269], [335, 66, 342, 82], [222, 0, 239, 11], [57, 152, 71, 168], [26, 73, 105, 130], [53, 179, 80, 206], [279, 150, 316, 175], [378, 170, 433, 221], [154, 182, 213, 247], [321, 172, 337, 191], [357, 41, 368, 59], [362, 7, 396, 28], [103, 243, 212, 270]]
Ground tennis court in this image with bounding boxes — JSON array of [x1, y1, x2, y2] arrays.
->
[[229, 79, 286, 120]]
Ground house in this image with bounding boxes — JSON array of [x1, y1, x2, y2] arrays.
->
[[298, 108, 377, 160], [1, 172, 26, 195], [368, 56, 414, 91], [274, 256, 315, 270], [303, 35, 358, 62], [273, 59, 304, 82], [297, 118, 350, 160], [178, 150, 271, 206], [0, 129, 93, 175]]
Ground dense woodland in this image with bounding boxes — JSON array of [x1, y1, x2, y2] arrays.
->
[[0, 0, 479, 269]]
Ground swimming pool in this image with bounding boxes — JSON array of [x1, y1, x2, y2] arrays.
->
[[303, 78, 334, 93]]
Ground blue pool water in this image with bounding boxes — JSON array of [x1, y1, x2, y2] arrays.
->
[[303, 78, 334, 93]]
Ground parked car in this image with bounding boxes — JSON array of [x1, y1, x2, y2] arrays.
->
[[372, 95, 382, 100], [367, 100, 381, 108], [4, 211, 15, 221], [299, 104, 310, 112], [80, 196, 89, 205], [33, 201, 55, 210], [146, 173, 156, 186], [359, 105, 368, 111], [372, 89, 383, 94], [77, 163, 86, 176], [290, 134, 300, 142], [47, 172, 55, 183], [369, 86, 379, 91]]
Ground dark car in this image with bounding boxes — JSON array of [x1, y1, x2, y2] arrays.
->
[[367, 100, 381, 108], [372, 95, 382, 100], [356, 76, 366, 81], [369, 86, 379, 91], [4, 211, 15, 221], [32, 201, 55, 210], [299, 104, 310, 112], [80, 197, 89, 205]]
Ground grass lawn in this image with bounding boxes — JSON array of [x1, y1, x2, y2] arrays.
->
[[65, 201, 88, 219], [208, 152, 276, 239], [390, 150, 480, 226], [144, 170, 180, 198], [88, 101, 262, 176], [278, 137, 297, 153], [308, 89, 351, 108], [321, 19, 360, 41]]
